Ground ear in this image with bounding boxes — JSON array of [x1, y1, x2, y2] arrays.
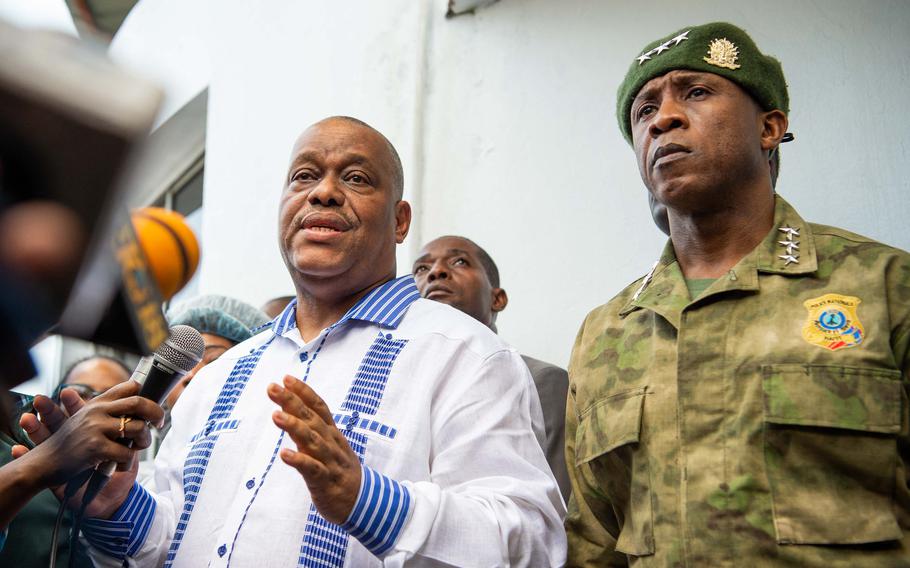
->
[[491, 287, 508, 313], [394, 200, 411, 244], [759, 109, 788, 154]]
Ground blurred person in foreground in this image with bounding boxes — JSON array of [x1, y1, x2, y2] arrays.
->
[[41, 116, 565, 566], [413, 235, 571, 502], [0, 21, 166, 555], [0, 201, 163, 552], [566, 22, 910, 566]]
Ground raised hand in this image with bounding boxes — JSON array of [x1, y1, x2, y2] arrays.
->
[[268, 375, 361, 525]]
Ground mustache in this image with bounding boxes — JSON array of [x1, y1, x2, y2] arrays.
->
[[294, 209, 355, 231]]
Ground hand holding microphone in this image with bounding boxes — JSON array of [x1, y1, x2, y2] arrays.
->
[[13, 381, 165, 518], [92, 324, 204, 478], [15, 325, 203, 520], [75, 324, 203, 517]]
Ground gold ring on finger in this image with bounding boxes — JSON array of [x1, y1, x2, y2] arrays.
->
[[119, 416, 132, 437]]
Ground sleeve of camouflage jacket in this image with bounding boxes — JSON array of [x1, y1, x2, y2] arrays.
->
[[564, 320, 629, 568], [889, 255, 910, 470]]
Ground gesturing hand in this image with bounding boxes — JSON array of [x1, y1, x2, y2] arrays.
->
[[268, 375, 361, 525]]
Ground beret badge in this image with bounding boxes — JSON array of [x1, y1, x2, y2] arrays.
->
[[704, 38, 741, 70]]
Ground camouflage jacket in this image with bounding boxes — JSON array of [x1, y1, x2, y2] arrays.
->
[[566, 196, 910, 567]]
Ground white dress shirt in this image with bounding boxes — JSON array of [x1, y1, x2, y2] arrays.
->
[[83, 276, 566, 567]]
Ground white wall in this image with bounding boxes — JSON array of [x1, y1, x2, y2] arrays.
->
[[0, 0, 76, 34], [112, 0, 910, 368]]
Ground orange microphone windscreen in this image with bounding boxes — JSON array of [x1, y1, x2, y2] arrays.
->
[[130, 207, 200, 301]]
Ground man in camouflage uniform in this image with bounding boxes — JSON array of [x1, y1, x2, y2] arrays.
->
[[566, 22, 910, 566]]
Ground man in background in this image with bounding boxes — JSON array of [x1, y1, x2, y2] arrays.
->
[[51, 355, 131, 405], [413, 235, 571, 501], [164, 294, 269, 410]]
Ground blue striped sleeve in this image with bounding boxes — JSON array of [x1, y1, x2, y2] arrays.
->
[[340, 465, 412, 557], [81, 482, 157, 559]]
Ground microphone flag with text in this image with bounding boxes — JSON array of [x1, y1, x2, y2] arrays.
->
[[57, 207, 200, 356]]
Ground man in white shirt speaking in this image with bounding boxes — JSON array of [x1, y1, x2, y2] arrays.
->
[[75, 116, 566, 567]]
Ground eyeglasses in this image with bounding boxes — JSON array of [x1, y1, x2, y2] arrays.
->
[[51, 383, 103, 403]]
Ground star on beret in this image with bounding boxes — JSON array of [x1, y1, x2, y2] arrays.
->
[[636, 30, 690, 65], [671, 30, 689, 45]]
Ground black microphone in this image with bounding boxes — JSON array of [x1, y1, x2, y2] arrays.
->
[[79, 325, 203, 505], [133, 324, 205, 404]]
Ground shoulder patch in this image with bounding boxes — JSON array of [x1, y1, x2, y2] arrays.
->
[[802, 294, 864, 351]]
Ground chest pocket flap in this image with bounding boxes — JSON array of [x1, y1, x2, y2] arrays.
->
[[576, 387, 646, 466], [761, 364, 903, 545], [762, 364, 901, 433]]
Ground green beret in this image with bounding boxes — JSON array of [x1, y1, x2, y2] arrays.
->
[[616, 22, 789, 144]]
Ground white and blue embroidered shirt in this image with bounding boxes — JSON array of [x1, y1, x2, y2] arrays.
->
[[83, 275, 566, 567]]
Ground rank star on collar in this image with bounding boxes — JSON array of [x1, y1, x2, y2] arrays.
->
[[636, 30, 690, 65], [778, 239, 800, 255], [779, 225, 800, 238], [776, 225, 801, 266]]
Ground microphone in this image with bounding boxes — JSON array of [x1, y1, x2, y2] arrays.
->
[[57, 207, 200, 355], [133, 324, 205, 404], [80, 325, 203, 505]]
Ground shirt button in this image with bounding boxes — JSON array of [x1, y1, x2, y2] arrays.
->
[[245, 478, 255, 489], [299, 351, 308, 362], [385, 333, 393, 340], [218, 544, 227, 557]]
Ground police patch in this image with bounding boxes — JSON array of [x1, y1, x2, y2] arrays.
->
[[802, 294, 864, 351]]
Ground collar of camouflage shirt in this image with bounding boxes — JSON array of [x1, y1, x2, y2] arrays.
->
[[620, 195, 818, 328]]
